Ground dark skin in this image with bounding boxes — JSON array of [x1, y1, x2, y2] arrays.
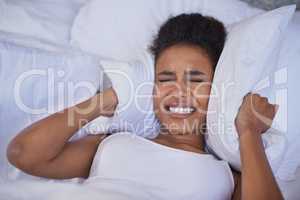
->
[[7, 44, 283, 199]]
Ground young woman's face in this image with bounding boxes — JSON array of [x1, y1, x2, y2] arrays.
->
[[153, 44, 214, 135]]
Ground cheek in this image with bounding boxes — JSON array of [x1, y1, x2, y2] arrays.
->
[[191, 83, 212, 110], [153, 84, 175, 116], [153, 84, 167, 113]]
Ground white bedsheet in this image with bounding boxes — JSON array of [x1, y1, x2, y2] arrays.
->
[[0, 179, 160, 200], [0, 1, 299, 200], [0, 40, 107, 182], [0, 166, 300, 200], [0, 0, 87, 47]]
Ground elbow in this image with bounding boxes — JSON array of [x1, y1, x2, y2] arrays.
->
[[6, 140, 35, 172], [7, 140, 23, 166]]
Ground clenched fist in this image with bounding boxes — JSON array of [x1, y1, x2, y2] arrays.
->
[[235, 93, 278, 137]]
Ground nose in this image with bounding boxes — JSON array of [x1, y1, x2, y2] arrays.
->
[[176, 80, 190, 98], [179, 84, 187, 97]]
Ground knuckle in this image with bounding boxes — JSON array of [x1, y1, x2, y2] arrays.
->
[[262, 97, 268, 101]]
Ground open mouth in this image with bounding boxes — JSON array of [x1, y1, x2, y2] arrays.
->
[[165, 105, 196, 115]]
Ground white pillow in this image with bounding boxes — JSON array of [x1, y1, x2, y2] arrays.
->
[[71, 0, 261, 62], [206, 6, 296, 179], [0, 0, 87, 48], [0, 40, 107, 181], [276, 12, 300, 184], [282, 12, 300, 141]]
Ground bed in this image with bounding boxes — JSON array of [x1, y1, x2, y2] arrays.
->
[[0, 0, 300, 199]]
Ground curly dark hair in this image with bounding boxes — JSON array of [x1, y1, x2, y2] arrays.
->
[[149, 13, 227, 69]]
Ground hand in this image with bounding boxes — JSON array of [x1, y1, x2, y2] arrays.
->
[[86, 52, 160, 138], [98, 88, 118, 117], [235, 93, 278, 137]]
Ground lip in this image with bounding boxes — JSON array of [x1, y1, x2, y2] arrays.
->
[[161, 97, 197, 118], [163, 104, 196, 119], [166, 111, 194, 119], [164, 98, 194, 108]]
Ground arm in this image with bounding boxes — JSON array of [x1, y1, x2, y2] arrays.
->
[[7, 88, 118, 179], [234, 93, 283, 200], [239, 130, 283, 200], [231, 171, 241, 200]]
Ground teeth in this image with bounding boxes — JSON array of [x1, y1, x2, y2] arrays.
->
[[169, 107, 195, 114]]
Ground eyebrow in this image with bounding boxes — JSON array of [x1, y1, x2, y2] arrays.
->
[[157, 70, 205, 76], [158, 71, 175, 76], [184, 70, 205, 76]]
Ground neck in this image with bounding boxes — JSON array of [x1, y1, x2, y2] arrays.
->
[[156, 129, 206, 153]]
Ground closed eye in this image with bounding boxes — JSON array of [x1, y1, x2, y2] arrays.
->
[[159, 79, 173, 82], [185, 70, 207, 83], [158, 77, 176, 82], [157, 71, 176, 82], [186, 76, 207, 83], [189, 79, 205, 82]]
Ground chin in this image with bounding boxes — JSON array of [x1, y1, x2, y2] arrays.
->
[[160, 117, 202, 135]]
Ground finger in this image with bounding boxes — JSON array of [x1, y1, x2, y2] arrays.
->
[[243, 92, 252, 100], [251, 93, 261, 103], [274, 104, 279, 114], [262, 97, 268, 102], [252, 93, 260, 97]]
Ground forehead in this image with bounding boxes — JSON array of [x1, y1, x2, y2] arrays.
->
[[155, 44, 213, 75]]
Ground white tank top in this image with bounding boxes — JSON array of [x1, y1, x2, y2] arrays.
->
[[87, 132, 234, 200]]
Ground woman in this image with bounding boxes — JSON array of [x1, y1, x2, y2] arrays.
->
[[7, 14, 283, 199]]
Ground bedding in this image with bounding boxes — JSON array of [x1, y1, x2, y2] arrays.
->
[[84, 52, 160, 139], [275, 11, 300, 182], [1, 168, 300, 200], [0, 0, 300, 199], [206, 5, 296, 179], [240, 0, 300, 10], [0, 31, 77, 54], [71, 0, 262, 62], [0, 40, 108, 181], [0, 0, 87, 50], [0, 179, 155, 200]]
